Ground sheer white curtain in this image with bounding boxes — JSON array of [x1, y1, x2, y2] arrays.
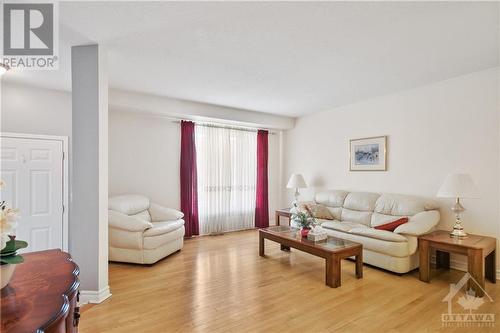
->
[[195, 124, 257, 235]]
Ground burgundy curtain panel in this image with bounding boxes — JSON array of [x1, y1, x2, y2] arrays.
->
[[180, 121, 199, 237], [255, 130, 269, 228]]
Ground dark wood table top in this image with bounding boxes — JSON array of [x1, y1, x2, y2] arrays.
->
[[1, 249, 79, 333], [260, 226, 361, 254], [419, 230, 496, 250]]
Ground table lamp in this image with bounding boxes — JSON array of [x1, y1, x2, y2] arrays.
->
[[437, 173, 479, 238], [287, 174, 307, 204]]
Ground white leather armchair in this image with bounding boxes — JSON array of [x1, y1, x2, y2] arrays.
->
[[108, 195, 185, 264]]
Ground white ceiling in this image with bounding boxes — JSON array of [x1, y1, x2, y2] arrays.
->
[[4, 1, 499, 117]]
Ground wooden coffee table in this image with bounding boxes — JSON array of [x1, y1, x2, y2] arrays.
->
[[259, 226, 363, 287]]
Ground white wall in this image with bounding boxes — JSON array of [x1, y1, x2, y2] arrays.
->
[[1, 81, 72, 137], [109, 109, 282, 225], [109, 89, 295, 130], [284, 67, 500, 269], [1, 82, 286, 228]]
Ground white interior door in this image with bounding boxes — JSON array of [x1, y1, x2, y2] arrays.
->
[[1, 136, 64, 252]]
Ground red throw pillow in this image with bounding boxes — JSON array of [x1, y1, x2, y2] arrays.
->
[[374, 217, 409, 232]]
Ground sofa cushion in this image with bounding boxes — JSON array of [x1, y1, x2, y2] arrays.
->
[[109, 195, 150, 215], [343, 192, 380, 212], [374, 193, 438, 216], [299, 203, 334, 220], [143, 220, 185, 237], [321, 220, 368, 232], [349, 227, 408, 242], [323, 228, 417, 257], [371, 212, 405, 228], [326, 207, 342, 220], [341, 208, 372, 226], [315, 190, 349, 208]]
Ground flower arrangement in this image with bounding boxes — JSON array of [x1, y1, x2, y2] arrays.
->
[[0, 180, 27, 266], [290, 202, 316, 230]]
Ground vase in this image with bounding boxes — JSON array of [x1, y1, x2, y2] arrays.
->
[[1, 264, 16, 289], [301, 228, 310, 237]]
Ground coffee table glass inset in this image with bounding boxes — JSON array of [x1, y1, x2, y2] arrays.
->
[[259, 226, 363, 287]]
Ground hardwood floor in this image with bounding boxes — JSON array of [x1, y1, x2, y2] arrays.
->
[[80, 230, 499, 333]]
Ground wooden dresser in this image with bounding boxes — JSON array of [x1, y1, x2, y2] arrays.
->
[[1, 249, 80, 333]]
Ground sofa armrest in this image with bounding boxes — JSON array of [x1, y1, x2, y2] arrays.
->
[[394, 210, 440, 236], [148, 203, 184, 222], [109, 210, 153, 232]]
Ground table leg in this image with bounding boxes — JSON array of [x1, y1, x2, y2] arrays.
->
[[436, 250, 450, 269], [355, 252, 363, 279], [468, 248, 485, 297], [485, 250, 496, 283], [280, 245, 290, 252], [259, 233, 264, 257], [275, 212, 280, 226], [326, 255, 341, 288], [419, 239, 430, 282]]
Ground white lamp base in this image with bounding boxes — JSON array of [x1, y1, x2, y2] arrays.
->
[[450, 223, 468, 238], [450, 199, 467, 238]]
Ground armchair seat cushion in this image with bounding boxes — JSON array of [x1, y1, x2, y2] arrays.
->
[[144, 220, 185, 237]]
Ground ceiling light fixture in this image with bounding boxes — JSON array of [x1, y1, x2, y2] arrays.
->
[[0, 63, 10, 76]]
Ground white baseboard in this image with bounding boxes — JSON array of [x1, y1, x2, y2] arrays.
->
[[431, 255, 500, 280], [79, 285, 112, 305]]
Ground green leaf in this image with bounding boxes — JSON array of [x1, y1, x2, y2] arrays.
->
[[0, 240, 28, 254], [0, 255, 24, 264], [0, 250, 17, 257]]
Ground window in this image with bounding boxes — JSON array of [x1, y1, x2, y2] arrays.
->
[[195, 125, 257, 234]]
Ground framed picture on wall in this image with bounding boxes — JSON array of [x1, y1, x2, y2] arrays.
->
[[349, 136, 387, 171]]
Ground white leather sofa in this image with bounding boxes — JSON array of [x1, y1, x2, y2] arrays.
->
[[108, 195, 185, 264], [302, 190, 440, 273]]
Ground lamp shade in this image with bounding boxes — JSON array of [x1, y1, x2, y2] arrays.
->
[[437, 173, 479, 198], [287, 174, 307, 189]]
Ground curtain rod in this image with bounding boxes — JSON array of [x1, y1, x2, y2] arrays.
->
[[171, 120, 277, 135]]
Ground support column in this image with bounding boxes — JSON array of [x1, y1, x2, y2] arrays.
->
[[70, 44, 110, 304]]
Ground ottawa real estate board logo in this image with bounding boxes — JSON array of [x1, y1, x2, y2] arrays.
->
[[441, 273, 495, 328], [2, 1, 59, 70]]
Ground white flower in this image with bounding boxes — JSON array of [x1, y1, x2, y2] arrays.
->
[[0, 208, 18, 250], [1, 233, 8, 251]]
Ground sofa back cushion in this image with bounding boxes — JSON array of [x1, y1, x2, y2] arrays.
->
[[343, 192, 380, 211], [314, 190, 349, 207], [371, 193, 438, 227], [340, 192, 380, 226], [109, 195, 150, 216], [374, 193, 438, 216], [314, 190, 349, 220], [314, 190, 439, 228], [341, 208, 372, 226]]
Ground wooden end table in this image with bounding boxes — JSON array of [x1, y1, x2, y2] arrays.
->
[[259, 226, 363, 288], [418, 230, 496, 296], [275, 208, 291, 226]]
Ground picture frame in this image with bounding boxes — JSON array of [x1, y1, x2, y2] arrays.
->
[[349, 136, 387, 171]]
